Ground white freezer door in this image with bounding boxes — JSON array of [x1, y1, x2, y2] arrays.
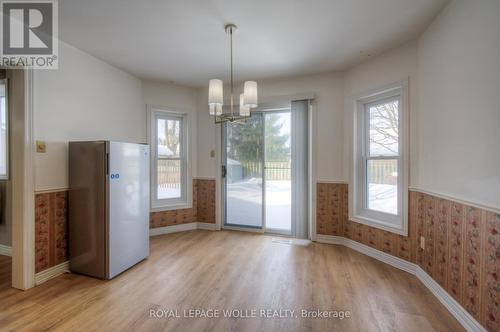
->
[[108, 142, 150, 278]]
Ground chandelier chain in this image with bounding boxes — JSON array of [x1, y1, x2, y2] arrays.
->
[[209, 23, 256, 124]]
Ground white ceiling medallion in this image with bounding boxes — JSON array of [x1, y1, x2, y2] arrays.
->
[[208, 23, 258, 123]]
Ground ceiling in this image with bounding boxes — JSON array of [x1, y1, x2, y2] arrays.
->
[[59, 0, 448, 86]]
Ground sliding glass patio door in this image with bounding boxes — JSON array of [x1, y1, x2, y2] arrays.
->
[[223, 111, 292, 234], [264, 112, 291, 234], [224, 113, 264, 229]]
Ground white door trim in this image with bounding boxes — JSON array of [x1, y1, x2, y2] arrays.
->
[[217, 104, 315, 238], [308, 101, 317, 241], [215, 123, 222, 231], [11, 69, 36, 290]]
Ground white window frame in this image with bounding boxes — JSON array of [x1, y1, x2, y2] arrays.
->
[[350, 80, 409, 235], [148, 105, 192, 211]]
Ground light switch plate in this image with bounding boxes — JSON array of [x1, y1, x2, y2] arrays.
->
[[36, 140, 46, 153], [210, 150, 215, 158]]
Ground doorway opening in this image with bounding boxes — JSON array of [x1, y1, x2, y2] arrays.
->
[[0, 71, 11, 290], [0, 69, 34, 290]]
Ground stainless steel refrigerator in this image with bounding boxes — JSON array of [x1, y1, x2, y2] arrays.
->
[[68, 141, 150, 279]]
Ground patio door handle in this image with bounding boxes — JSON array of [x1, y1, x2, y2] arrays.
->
[[221, 165, 227, 178]]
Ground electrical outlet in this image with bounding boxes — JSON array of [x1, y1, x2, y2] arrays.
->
[[420, 236, 425, 250]]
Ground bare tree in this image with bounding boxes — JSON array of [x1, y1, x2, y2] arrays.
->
[[369, 101, 399, 155], [159, 120, 180, 156]]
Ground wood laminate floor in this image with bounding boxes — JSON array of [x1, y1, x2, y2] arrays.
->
[[0, 231, 463, 332]]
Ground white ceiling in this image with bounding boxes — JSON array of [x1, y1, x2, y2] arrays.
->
[[60, 0, 448, 86]]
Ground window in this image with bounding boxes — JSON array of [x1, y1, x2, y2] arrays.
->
[[0, 79, 8, 180], [149, 107, 191, 210], [351, 82, 408, 235]]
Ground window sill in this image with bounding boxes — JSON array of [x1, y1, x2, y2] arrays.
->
[[349, 214, 407, 236], [150, 202, 192, 213]]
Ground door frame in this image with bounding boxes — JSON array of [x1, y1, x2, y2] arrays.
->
[[216, 99, 315, 238], [11, 69, 36, 290]]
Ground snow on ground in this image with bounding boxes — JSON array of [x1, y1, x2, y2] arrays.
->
[[158, 187, 181, 199], [368, 183, 397, 214], [158, 182, 397, 229], [226, 179, 291, 230]]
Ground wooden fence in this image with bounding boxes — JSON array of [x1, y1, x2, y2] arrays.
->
[[157, 160, 292, 186], [235, 160, 396, 184], [367, 160, 398, 185], [158, 159, 396, 187], [240, 161, 291, 181], [158, 159, 181, 188]]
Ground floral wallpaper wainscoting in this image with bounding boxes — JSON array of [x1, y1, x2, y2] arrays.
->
[[316, 182, 500, 331], [35, 191, 68, 273]]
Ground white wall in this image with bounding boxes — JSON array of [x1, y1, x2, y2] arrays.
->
[[196, 72, 345, 181], [33, 0, 500, 211], [34, 42, 144, 191], [196, 88, 217, 179], [343, 41, 419, 184], [142, 80, 199, 177], [341, 0, 500, 210], [417, 0, 500, 209], [34, 43, 202, 192]]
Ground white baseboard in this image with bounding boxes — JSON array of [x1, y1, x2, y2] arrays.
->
[[150, 222, 218, 236], [315, 234, 344, 245], [197, 222, 217, 231], [35, 261, 70, 285], [315, 234, 485, 332], [316, 234, 415, 274], [416, 267, 486, 332], [0, 244, 12, 256], [345, 238, 417, 274], [150, 222, 198, 236]]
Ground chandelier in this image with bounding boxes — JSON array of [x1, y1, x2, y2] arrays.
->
[[208, 23, 258, 123]]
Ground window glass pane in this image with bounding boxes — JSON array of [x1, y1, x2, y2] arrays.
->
[[225, 114, 263, 227], [157, 118, 181, 158], [369, 99, 399, 156], [157, 159, 181, 199], [367, 159, 398, 214], [264, 112, 291, 231], [0, 83, 7, 177]]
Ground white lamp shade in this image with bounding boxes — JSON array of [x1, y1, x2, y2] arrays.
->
[[243, 81, 258, 108], [208, 79, 223, 105], [239, 93, 250, 116]]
